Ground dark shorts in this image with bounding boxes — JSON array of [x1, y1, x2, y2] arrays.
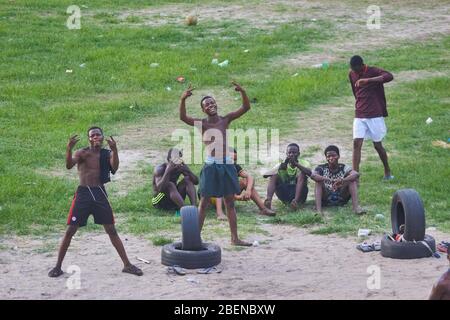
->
[[275, 183, 308, 204], [67, 186, 115, 227], [199, 163, 240, 198], [323, 189, 351, 206], [152, 192, 184, 210]]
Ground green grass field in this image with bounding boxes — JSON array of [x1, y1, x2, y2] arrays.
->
[[0, 1, 449, 240]]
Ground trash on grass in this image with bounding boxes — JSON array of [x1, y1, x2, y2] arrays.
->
[[312, 62, 329, 69], [218, 60, 229, 67], [426, 117, 433, 124], [358, 229, 371, 237]]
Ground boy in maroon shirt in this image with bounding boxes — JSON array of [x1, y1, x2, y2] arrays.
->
[[348, 55, 394, 180]]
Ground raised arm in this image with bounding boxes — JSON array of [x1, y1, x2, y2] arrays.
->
[[372, 67, 394, 83], [179, 84, 199, 126], [355, 67, 394, 88], [224, 81, 250, 122], [66, 135, 80, 169], [154, 163, 176, 193], [107, 136, 119, 173]]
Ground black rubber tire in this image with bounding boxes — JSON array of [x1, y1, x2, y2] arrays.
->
[[181, 206, 202, 251], [381, 234, 436, 259], [391, 189, 425, 241], [161, 242, 221, 269]]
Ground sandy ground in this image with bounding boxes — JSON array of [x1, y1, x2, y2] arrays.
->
[[1, 224, 448, 300]]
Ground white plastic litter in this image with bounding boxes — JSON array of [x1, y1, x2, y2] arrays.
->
[[244, 49, 250, 53], [358, 229, 371, 237], [79, 63, 86, 68], [136, 257, 150, 264], [252, 240, 260, 247], [65, 69, 73, 73], [218, 60, 229, 67], [426, 117, 433, 124], [150, 63, 159, 68], [166, 86, 172, 91], [211, 58, 219, 65]]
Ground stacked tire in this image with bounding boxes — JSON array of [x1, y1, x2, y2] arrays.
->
[[381, 189, 436, 259], [161, 206, 221, 269]]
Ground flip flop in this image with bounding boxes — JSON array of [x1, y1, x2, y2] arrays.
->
[[356, 243, 375, 252], [197, 266, 222, 274], [167, 265, 186, 276], [373, 241, 381, 251]]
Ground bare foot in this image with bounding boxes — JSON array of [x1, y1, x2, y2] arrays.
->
[[313, 206, 323, 216], [290, 199, 298, 210], [217, 214, 228, 221], [231, 239, 252, 246], [48, 267, 64, 278], [122, 264, 143, 276], [259, 207, 276, 216]]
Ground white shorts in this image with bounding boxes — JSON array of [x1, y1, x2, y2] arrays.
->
[[353, 117, 387, 142]]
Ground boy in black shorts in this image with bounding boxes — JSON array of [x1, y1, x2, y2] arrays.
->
[[48, 127, 143, 277]]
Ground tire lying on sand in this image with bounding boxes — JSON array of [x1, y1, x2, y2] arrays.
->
[[391, 189, 425, 241], [381, 234, 436, 259], [181, 206, 202, 251], [161, 242, 221, 269]]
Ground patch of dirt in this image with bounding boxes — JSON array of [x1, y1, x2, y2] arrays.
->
[[1, 224, 448, 299], [275, 1, 450, 67], [114, 1, 450, 67], [117, 3, 308, 30]]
